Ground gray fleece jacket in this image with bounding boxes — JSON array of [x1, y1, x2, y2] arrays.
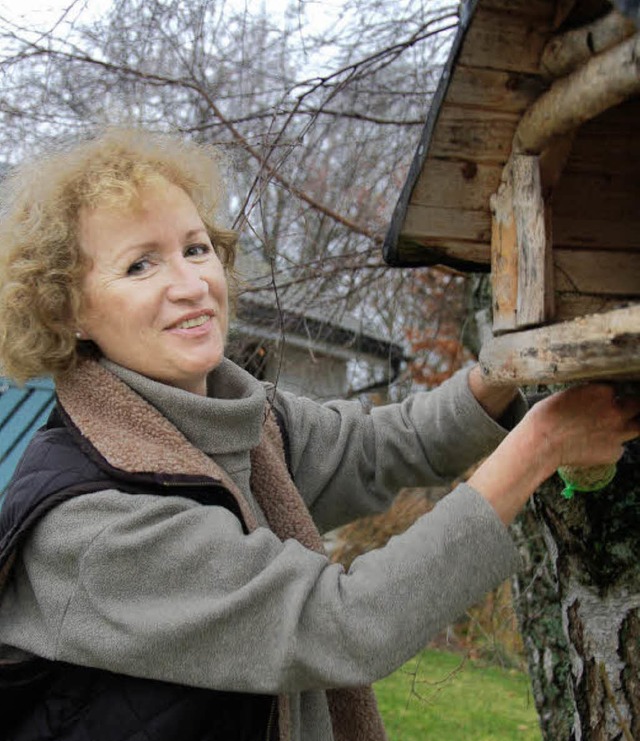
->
[[0, 358, 523, 740]]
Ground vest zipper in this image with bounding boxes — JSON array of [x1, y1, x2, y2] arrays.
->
[[264, 697, 276, 741], [160, 478, 220, 487]]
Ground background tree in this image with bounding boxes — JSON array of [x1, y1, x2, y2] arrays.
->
[[510, 442, 640, 741], [0, 0, 460, 394]]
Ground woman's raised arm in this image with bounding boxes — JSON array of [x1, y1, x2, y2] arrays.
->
[[468, 383, 640, 525]]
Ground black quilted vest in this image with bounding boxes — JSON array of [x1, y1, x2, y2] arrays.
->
[[0, 407, 278, 741]]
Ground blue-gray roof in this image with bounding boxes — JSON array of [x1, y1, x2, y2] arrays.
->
[[615, 0, 640, 25], [0, 377, 56, 502]]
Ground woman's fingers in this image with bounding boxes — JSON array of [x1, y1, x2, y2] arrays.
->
[[614, 394, 640, 441], [622, 415, 640, 441], [616, 393, 640, 418], [532, 384, 640, 469]]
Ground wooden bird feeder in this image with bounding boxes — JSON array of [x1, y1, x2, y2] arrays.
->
[[384, 0, 640, 386]]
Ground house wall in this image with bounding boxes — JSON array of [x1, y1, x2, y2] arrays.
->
[[229, 318, 399, 402], [263, 344, 348, 400]]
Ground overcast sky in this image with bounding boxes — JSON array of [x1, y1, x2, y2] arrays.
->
[[0, 0, 342, 30]]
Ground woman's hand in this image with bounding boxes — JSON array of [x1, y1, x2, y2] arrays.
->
[[528, 384, 640, 471], [468, 365, 519, 421], [468, 383, 640, 526]]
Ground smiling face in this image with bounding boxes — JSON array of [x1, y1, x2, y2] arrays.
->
[[77, 180, 229, 395]]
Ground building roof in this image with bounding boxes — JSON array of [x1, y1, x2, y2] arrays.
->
[[235, 298, 406, 368], [0, 377, 55, 499], [234, 243, 405, 364]]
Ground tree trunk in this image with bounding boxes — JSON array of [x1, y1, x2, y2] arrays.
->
[[464, 275, 640, 740], [510, 501, 574, 740], [512, 438, 640, 741]]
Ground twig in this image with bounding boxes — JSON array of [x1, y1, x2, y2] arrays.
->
[[598, 662, 634, 741]]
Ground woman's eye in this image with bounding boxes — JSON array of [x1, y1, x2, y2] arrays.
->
[[185, 243, 212, 258], [126, 257, 151, 276]]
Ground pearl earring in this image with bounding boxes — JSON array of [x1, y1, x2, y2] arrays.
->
[[75, 330, 83, 339]]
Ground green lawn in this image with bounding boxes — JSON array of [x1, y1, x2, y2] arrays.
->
[[374, 649, 542, 741]]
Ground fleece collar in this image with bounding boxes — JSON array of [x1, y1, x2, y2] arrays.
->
[[100, 358, 267, 456], [56, 359, 259, 530]]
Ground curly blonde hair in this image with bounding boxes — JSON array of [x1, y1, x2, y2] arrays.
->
[[0, 128, 238, 383]]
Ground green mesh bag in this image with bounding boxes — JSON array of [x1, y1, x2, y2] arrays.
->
[[557, 463, 617, 500]]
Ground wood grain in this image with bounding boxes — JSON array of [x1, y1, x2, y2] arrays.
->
[[403, 203, 490, 243], [410, 158, 502, 211], [512, 155, 555, 327], [514, 33, 640, 154], [541, 9, 637, 78], [446, 65, 548, 114], [490, 172, 519, 332], [458, 9, 549, 74], [479, 305, 640, 385], [554, 249, 640, 295], [430, 106, 519, 164]]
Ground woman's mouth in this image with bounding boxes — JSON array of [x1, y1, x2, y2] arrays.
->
[[174, 314, 210, 330]]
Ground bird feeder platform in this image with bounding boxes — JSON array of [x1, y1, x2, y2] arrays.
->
[[384, 0, 640, 386]]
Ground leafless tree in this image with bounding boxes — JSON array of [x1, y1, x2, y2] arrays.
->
[[0, 0, 461, 392]]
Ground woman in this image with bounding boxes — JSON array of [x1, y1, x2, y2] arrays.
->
[[0, 129, 637, 741]]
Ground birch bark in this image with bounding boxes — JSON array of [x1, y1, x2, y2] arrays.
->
[[513, 437, 640, 741]]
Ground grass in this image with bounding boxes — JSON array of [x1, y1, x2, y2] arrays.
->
[[374, 649, 542, 741]]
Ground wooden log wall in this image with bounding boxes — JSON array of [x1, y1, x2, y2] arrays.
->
[[551, 96, 640, 322], [488, 12, 640, 331]]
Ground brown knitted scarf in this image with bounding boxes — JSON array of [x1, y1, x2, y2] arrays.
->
[[56, 360, 387, 741]]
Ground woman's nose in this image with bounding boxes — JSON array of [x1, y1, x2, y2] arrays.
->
[[165, 258, 208, 301]]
